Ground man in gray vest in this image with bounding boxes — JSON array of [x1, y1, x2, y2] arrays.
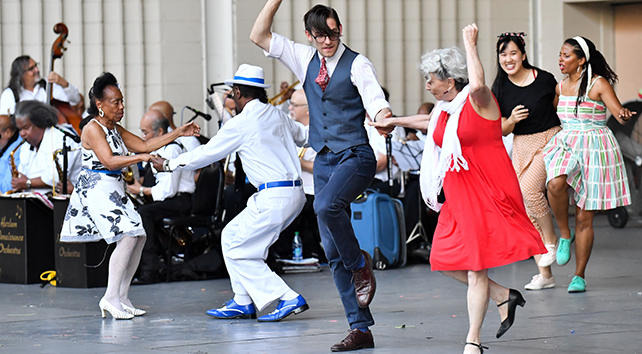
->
[[251, 2, 393, 351]]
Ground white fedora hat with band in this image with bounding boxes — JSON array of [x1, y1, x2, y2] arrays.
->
[[224, 64, 271, 88]]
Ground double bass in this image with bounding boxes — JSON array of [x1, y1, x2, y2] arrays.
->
[[46, 23, 83, 134]]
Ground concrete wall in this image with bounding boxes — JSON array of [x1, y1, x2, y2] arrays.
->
[[1, 0, 640, 127]]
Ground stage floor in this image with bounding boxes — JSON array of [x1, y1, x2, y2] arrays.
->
[[1, 214, 641, 354]]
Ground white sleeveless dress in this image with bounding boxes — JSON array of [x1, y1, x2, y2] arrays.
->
[[60, 120, 145, 244]]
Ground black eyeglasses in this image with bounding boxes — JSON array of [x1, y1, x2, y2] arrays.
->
[[26, 62, 39, 72], [498, 32, 526, 46], [311, 31, 341, 44]]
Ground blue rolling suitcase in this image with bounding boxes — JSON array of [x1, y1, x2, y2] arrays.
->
[[351, 190, 407, 270]]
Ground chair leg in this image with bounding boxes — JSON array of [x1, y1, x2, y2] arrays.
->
[[167, 225, 175, 283]]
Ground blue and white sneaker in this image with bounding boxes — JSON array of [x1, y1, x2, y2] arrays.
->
[[257, 295, 309, 322], [206, 299, 257, 319]]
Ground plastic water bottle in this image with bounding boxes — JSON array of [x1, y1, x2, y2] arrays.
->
[[292, 232, 303, 261]]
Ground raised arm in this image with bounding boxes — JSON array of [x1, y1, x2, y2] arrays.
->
[[250, 0, 282, 52], [118, 122, 199, 154], [462, 24, 498, 120], [368, 112, 432, 135], [592, 77, 636, 125]]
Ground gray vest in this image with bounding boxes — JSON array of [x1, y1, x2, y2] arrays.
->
[[304, 47, 368, 153]]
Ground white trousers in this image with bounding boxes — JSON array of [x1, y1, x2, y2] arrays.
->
[[222, 185, 305, 310]]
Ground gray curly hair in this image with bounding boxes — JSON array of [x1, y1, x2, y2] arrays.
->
[[418, 47, 469, 91]]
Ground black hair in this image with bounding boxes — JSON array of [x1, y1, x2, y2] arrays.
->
[[7, 56, 46, 102], [491, 34, 537, 102], [151, 116, 170, 134], [381, 87, 390, 102], [14, 100, 58, 128], [87, 72, 120, 119], [304, 4, 341, 36], [235, 84, 268, 104], [564, 37, 618, 113]]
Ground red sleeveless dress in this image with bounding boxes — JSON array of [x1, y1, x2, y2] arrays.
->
[[430, 97, 546, 271]]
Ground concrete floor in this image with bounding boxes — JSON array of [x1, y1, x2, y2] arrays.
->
[[1, 214, 641, 354]]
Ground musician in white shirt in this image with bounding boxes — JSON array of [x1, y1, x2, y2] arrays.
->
[[13, 100, 81, 195], [0, 56, 81, 115], [128, 109, 195, 284]]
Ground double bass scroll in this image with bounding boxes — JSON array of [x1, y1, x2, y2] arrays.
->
[[46, 23, 83, 135]]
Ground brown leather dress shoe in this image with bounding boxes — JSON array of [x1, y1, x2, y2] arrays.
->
[[352, 250, 376, 308], [331, 329, 375, 352]]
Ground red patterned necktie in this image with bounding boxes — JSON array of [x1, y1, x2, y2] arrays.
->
[[315, 57, 329, 92]]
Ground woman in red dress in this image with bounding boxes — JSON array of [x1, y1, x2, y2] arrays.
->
[[371, 24, 546, 353]]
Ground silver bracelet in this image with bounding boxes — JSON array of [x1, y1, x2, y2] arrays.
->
[[163, 159, 171, 172]]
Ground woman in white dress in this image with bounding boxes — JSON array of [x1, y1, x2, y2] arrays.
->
[[60, 72, 199, 319]]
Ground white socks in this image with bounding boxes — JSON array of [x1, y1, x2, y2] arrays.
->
[[233, 294, 253, 306], [281, 290, 299, 301]]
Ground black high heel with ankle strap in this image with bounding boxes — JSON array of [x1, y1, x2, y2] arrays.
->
[[496, 288, 526, 338], [465, 342, 488, 353]]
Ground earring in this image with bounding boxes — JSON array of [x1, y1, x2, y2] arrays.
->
[[577, 66, 581, 73], [99, 107, 104, 117], [444, 89, 450, 95]]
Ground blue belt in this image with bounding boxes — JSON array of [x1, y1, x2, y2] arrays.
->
[[83, 167, 121, 176], [258, 179, 302, 191]]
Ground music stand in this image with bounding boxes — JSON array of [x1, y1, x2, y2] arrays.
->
[[390, 140, 429, 244]]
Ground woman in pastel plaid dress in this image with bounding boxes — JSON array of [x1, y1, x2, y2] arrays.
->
[[544, 36, 635, 293]]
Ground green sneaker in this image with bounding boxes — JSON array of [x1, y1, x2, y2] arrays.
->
[[556, 230, 575, 266], [568, 275, 586, 293]]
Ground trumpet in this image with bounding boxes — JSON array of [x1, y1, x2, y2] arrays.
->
[[268, 81, 300, 106], [4, 140, 26, 195]]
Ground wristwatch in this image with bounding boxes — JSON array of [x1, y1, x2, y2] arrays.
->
[[25, 179, 32, 189], [163, 159, 171, 172], [138, 187, 145, 198]]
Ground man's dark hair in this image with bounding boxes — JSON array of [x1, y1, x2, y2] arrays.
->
[[14, 100, 58, 128], [7, 56, 45, 102], [151, 116, 170, 134], [304, 4, 341, 35], [235, 84, 268, 104]]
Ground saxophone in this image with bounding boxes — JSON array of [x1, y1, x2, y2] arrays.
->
[[52, 147, 80, 195], [10, 140, 26, 178], [4, 140, 27, 195]]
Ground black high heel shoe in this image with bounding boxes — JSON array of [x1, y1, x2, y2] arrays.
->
[[465, 342, 488, 353], [496, 288, 525, 338]]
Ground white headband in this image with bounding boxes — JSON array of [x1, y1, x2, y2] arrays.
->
[[573, 36, 590, 62], [572, 36, 592, 98]]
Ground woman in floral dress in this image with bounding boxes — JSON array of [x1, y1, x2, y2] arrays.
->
[[60, 72, 199, 319]]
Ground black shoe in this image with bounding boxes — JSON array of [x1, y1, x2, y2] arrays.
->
[[465, 342, 488, 353], [331, 329, 374, 352], [496, 288, 526, 338], [132, 270, 161, 285]]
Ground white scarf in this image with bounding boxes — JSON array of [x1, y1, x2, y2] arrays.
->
[[420, 85, 470, 212]]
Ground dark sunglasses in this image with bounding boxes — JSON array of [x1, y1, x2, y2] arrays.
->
[[498, 32, 526, 46]]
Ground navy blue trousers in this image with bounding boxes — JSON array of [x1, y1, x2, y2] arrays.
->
[[313, 144, 376, 329]]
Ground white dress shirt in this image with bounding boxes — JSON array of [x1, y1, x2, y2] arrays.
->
[[150, 142, 196, 202], [17, 126, 82, 194], [170, 99, 308, 188], [299, 147, 316, 195], [265, 33, 390, 120], [0, 83, 81, 115], [366, 124, 404, 182]]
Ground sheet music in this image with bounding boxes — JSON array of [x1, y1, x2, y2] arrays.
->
[[391, 140, 424, 171]]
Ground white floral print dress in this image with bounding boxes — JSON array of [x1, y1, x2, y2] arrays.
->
[[60, 119, 145, 244]]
